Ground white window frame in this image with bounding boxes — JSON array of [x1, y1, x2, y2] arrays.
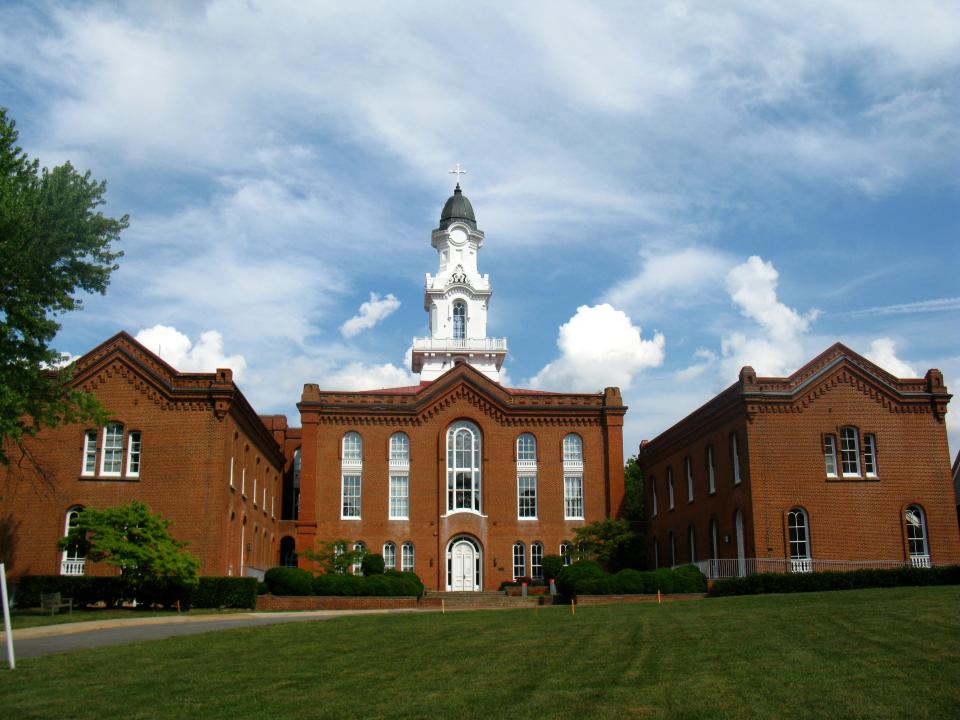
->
[[452, 301, 466, 340], [788, 507, 811, 562], [229, 455, 235, 488], [446, 420, 481, 514], [863, 433, 878, 477], [563, 474, 584, 520], [688, 525, 696, 564], [100, 423, 124, 477], [61, 506, 85, 576], [516, 433, 537, 467], [840, 427, 861, 477], [401, 542, 415, 572], [710, 519, 719, 560], [383, 541, 396, 570], [685, 457, 693, 503], [905, 505, 929, 564], [125, 431, 142, 477], [560, 542, 572, 566], [667, 467, 675, 510], [531, 542, 544, 579], [342, 432, 362, 465], [389, 432, 410, 466], [512, 542, 526, 580], [253, 476, 258, 506], [518, 475, 537, 519], [707, 446, 716, 494], [389, 474, 409, 520], [731, 433, 741, 485], [669, 532, 676, 567], [341, 474, 361, 519], [82, 430, 97, 476], [352, 542, 365, 576], [563, 434, 583, 466], [823, 434, 838, 477]]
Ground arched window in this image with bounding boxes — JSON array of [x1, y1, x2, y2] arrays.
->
[[667, 467, 675, 510], [652, 537, 659, 569], [735, 510, 745, 576], [905, 505, 930, 567], [731, 432, 741, 485], [788, 508, 811, 572], [352, 542, 366, 576], [706, 445, 716, 494], [291, 447, 302, 520], [516, 433, 536, 462], [512, 542, 526, 579], [453, 301, 466, 340], [560, 541, 572, 566], [531, 542, 544, 579], [342, 432, 362, 463], [651, 475, 658, 517], [280, 536, 297, 568], [668, 532, 676, 567], [389, 433, 410, 464], [709, 518, 719, 561], [563, 434, 583, 463], [688, 525, 697, 564], [401, 542, 415, 572], [447, 420, 481, 512], [685, 456, 693, 502], [383, 541, 397, 570], [61, 506, 85, 576]]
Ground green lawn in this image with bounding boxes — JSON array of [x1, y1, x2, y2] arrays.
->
[[7, 607, 242, 630], [1, 586, 958, 719]]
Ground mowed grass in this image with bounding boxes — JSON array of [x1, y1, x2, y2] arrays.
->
[[8, 607, 239, 630], [2, 586, 959, 719]]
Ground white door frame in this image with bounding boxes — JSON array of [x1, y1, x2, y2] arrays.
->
[[446, 536, 482, 591]]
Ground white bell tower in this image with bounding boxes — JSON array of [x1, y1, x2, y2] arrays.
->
[[411, 175, 507, 382]]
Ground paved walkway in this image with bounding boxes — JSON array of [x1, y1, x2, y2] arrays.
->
[[2, 609, 428, 660]]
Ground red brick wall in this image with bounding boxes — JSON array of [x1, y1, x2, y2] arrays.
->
[[255, 594, 419, 611]]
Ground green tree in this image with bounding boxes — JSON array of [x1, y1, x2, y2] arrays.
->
[[0, 107, 128, 464], [59, 501, 199, 597], [623, 456, 644, 520], [572, 518, 637, 572], [303, 538, 365, 575]]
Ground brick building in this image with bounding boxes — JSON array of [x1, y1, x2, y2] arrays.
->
[[0, 332, 286, 578], [638, 343, 960, 576]]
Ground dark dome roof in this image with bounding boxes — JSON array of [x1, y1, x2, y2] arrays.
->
[[439, 184, 477, 230]]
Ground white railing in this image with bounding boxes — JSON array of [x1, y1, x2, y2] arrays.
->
[[516, 459, 537, 471], [60, 559, 85, 576], [682, 557, 934, 580], [389, 458, 410, 470], [412, 337, 508, 352], [341, 457, 362, 469]]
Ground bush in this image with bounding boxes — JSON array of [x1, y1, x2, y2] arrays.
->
[[312, 572, 423, 597], [541, 555, 565, 581], [362, 553, 385, 576], [556, 560, 607, 597], [15, 575, 126, 608], [191, 577, 258, 609], [498, 577, 547, 590], [711, 565, 960, 597], [264, 566, 314, 596], [554, 562, 706, 597]]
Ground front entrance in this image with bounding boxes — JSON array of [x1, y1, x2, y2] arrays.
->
[[447, 537, 482, 591]]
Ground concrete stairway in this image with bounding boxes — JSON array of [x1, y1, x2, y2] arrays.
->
[[421, 591, 543, 611]]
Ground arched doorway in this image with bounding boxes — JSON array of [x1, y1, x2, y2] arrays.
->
[[280, 536, 297, 568], [446, 536, 482, 591]]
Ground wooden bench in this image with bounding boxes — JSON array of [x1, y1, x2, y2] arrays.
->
[[40, 592, 73, 616]]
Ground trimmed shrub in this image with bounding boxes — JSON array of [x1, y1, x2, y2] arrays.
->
[[191, 577, 258, 609], [264, 566, 314, 596], [556, 560, 607, 597], [362, 553, 385, 576], [541, 555, 565, 582], [710, 565, 960, 597], [312, 572, 423, 597], [554, 562, 706, 597], [499, 577, 547, 590], [671, 565, 708, 593]]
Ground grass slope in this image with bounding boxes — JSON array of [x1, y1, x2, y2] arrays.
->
[[2, 587, 958, 719]]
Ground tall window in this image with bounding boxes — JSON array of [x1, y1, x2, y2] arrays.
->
[[651, 475, 658, 517], [517, 433, 536, 463], [126, 431, 142, 476], [401, 542, 415, 572], [100, 423, 124, 476], [905, 505, 929, 566], [706, 446, 716, 494], [383, 541, 396, 570], [709, 519, 719, 560], [685, 457, 693, 502], [389, 475, 409, 519], [667, 467, 675, 510], [863, 434, 877, 477], [389, 433, 410, 463], [669, 532, 676, 567], [731, 433, 741, 485], [342, 432, 362, 463], [823, 435, 838, 477], [82, 430, 97, 476], [61, 506, 85, 576], [341, 475, 361, 518], [512, 542, 526, 579], [518, 476, 537, 518], [560, 542, 572, 566], [563, 475, 583, 519], [652, 537, 659, 569], [352, 542, 366, 576], [453, 301, 466, 340], [840, 427, 860, 476], [531, 542, 544, 579], [688, 525, 696, 563], [447, 421, 481, 512], [788, 508, 811, 566], [563, 434, 583, 464]]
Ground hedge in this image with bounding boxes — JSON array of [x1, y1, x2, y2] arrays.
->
[[312, 572, 422, 597], [555, 561, 707, 597], [499, 577, 548, 590], [14, 575, 257, 609], [710, 565, 960, 597], [264, 566, 314, 596]]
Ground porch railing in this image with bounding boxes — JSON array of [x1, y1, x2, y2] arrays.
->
[[60, 559, 85, 576], [680, 557, 936, 580]]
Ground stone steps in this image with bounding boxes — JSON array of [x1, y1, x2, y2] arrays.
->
[[421, 591, 542, 610]]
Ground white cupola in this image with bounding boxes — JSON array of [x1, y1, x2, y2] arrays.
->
[[411, 183, 507, 382]]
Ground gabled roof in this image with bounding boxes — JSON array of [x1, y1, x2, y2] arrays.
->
[[639, 342, 950, 463], [67, 331, 284, 465], [300, 360, 626, 421]]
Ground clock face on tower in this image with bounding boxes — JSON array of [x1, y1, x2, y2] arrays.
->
[[449, 228, 467, 246]]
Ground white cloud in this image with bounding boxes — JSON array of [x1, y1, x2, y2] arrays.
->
[[340, 293, 401, 338], [840, 297, 960, 318], [529, 304, 665, 392], [865, 337, 917, 378], [676, 348, 719, 382], [134, 325, 247, 378], [721, 256, 818, 377], [320, 361, 418, 391]]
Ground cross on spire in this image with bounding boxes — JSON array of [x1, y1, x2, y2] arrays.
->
[[449, 163, 467, 187]]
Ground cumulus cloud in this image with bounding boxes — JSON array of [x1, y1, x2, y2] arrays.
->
[[529, 304, 665, 392], [340, 293, 401, 338], [320, 362, 417, 391], [134, 325, 247, 379], [865, 337, 917, 378], [721, 256, 819, 377]]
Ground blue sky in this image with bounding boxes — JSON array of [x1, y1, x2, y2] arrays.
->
[[2, 1, 958, 457]]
